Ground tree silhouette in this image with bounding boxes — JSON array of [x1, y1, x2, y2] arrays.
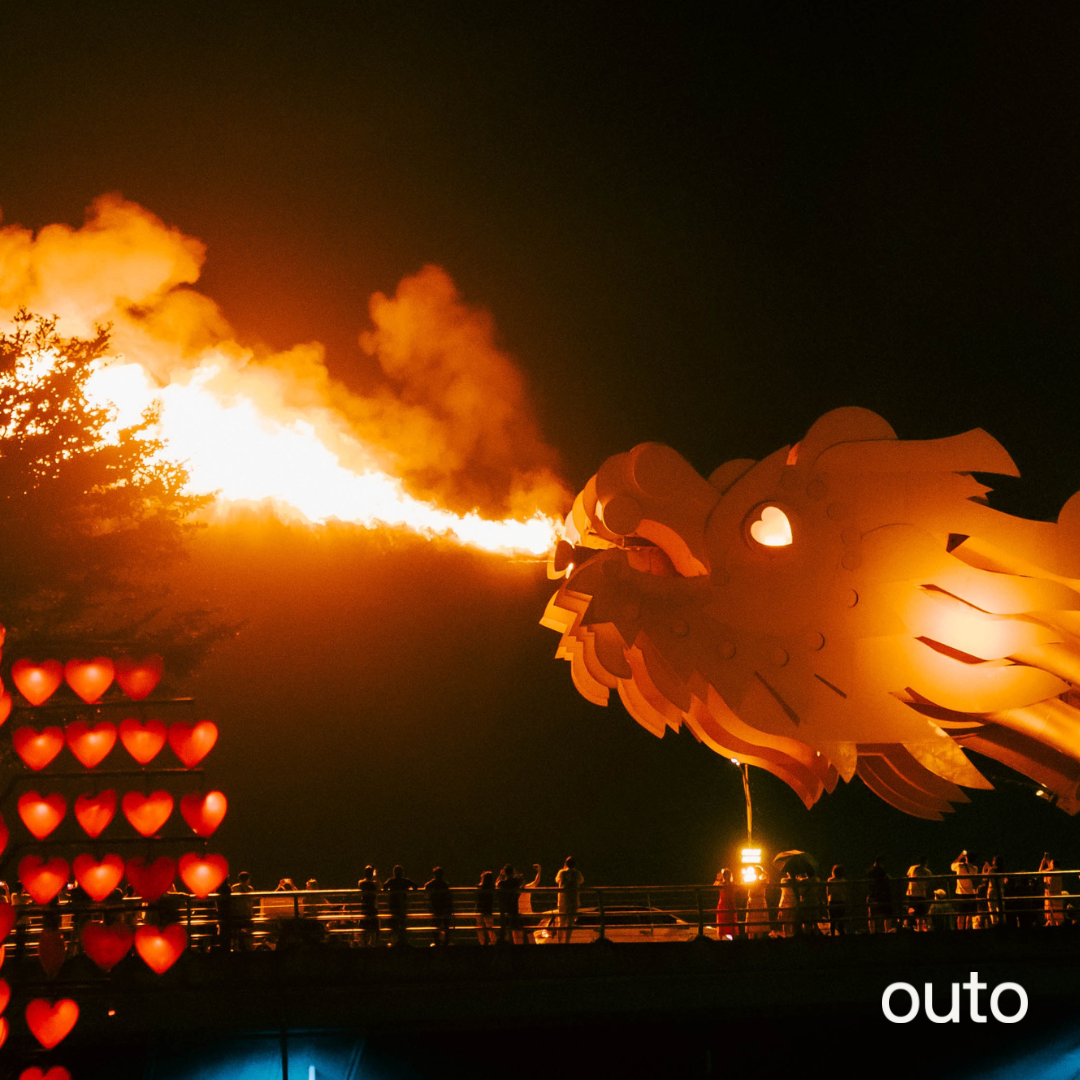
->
[[0, 311, 229, 670]]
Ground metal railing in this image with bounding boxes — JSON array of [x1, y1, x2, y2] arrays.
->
[[4, 870, 1077, 955]]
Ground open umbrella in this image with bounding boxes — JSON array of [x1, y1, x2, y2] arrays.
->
[[773, 850, 819, 876]]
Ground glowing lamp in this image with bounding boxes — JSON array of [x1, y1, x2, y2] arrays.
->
[[740, 866, 759, 885], [740, 847, 762, 865]]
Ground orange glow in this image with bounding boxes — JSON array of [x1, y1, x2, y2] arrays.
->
[[0, 196, 567, 557], [749, 506, 793, 547]]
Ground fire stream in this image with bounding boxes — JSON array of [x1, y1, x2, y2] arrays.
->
[[0, 196, 566, 557], [86, 359, 560, 555]]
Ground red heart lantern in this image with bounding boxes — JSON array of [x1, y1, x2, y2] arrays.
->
[[0, 977, 9, 1012], [19, 856, 69, 905], [180, 791, 227, 837], [115, 654, 164, 701], [0, 944, 5, 969], [63, 657, 115, 703], [81, 921, 133, 971], [167, 720, 218, 767], [11, 659, 63, 705], [118, 718, 167, 764], [25, 997, 78, 1049], [0, 1016, 6, 1050], [73, 854, 125, 902], [17, 792, 66, 840], [0, 901, 14, 943], [65, 721, 117, 768], [19, 1069, 72, 1080], [13, 726, 65, 770], [134, 923, 187, 974], [0, 693, 11, 727], [37, 928, 66, 978], [121, 790, 174, 836], [179, 852, 228, 898], [125, 856, 176, 902], [74, 790, 117, 838], [0, 812, 7, 857]]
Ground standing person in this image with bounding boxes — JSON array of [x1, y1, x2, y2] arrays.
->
[[905, 856, 933, 931], [424, 867, 454, 946], [233, 871, 255, 951], [357, 866, 380, 947], [744, 868, 770, 939], [475, 871, 495, 945], [384, 865, 417, 946], [215, 880, 234, 952], [986, 855, 1006, 928], [866, 857, 892, 934], [1040, 853, 1065, 927], [555, 857, 584, 944], [496, 865, 524, 944], [715, 868, 738, 939], [519, 863, 542, 943], [778, 872, 796, 938], [827, 865, 849, 937], [951, 850, 978, 930]]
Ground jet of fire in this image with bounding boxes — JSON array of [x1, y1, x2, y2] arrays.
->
[[0, 196, 566, 557]]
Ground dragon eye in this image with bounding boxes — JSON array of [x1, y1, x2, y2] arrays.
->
[[749, 505, 793, 548]]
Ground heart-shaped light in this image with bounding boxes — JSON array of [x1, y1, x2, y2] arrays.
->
[[63, 657, 115, 703], [19, 1067, 72, 1080], [125, 856, 176, 902], [13, 726, 65, 770], [135, 923, 187, 974], [115, 654, 164, 701], [73, 853, 125, 902], [0, 901, 14, 943], [0, 1016, 6, 1050], [81, 921, 133, 972], [749, 505, 793, 547], [0, 693, 11, 727], [180, 791, 227, 837], [121, 790, 174, 836], [19, 856, 69, 905], [118, 718, 167, 764], [167, 720, 218, 767], [65, 721, 117, 768], [74, 790, 117, 838], [11, 659, 63, 706], [0, 812, 7, 858], [37, 928, 66, 978], [178, 852, 229, 898], [25, 997, 79, 1049], [17, 792, 66, 840]]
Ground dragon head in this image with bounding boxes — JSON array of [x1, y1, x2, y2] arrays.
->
[[542, 407, 1080, 819]]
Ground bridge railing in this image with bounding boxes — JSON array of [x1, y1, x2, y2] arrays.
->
[[4, 869, 1076, 953]]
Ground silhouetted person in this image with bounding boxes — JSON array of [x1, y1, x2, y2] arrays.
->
[[866, 857, 892, 933], [496, 865, 524, 944], [216, 880, 233, 952], [827, 865, 849, 936], [358, 866, 380, 946], [233, 871, 255, 950], [384, 865, 417, 946], [715, 868, 738, 939], [475, 871, 495, 945], [424, 867, 454, 946], [555, 857, 584, 944]]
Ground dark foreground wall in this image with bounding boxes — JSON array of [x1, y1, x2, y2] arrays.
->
[[6, 931, 1080, 1079]]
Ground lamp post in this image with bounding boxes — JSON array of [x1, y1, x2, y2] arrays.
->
[[732, 759, 762, 883]]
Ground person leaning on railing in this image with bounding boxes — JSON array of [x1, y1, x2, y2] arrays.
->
[[950, 850, 978, 930]]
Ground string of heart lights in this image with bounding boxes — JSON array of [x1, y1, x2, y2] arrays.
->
[[0, 629, 225, 1075]]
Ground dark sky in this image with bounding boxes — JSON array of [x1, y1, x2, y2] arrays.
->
[[3, 2, 1080, 887]]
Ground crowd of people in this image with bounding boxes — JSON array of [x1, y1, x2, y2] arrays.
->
[[0, 857, 588, 955], [711, 851, 1080, 938]]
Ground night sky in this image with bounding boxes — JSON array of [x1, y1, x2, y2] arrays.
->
[[3, 3, 1080, 889]]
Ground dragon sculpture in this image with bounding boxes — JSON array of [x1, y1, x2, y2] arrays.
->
[[542, 407, 1080, 819]]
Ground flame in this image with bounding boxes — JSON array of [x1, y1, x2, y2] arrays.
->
[[0, 196, 567, 556]]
